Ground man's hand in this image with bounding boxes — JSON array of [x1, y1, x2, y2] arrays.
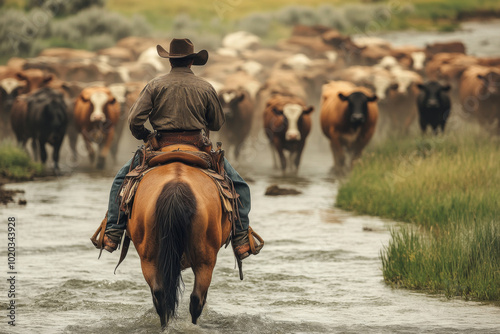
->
[[144, 131, 156, 143]]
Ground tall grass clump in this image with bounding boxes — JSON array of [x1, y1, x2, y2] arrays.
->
[[336, 131, 500, 301], [0, 142, 43, 181], [382, 220, 500, 301]]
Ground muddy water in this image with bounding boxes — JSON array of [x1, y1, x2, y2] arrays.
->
[[1, 143, 499, 334]]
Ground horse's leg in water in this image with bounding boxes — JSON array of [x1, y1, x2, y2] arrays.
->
[[140, 260, 167, 328], [190, 262, 216, 324]]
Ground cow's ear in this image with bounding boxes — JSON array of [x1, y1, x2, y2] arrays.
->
[[368, 95, 378, 102], [303, 106, 314, 114], [237, 92, 245, 102], [477, 74, 487, 83], [272, 107, 282, 115], [442, 84, 451, 91], [417, 83, 425, 90], [16, 72, 27, 81], [338, 93, 348, 101], [43, 73, 54, 83], [80, 92, 90, 102]]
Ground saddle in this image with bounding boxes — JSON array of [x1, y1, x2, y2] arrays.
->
[[112, 132, 241, 272], [119, 135, 239, 225]]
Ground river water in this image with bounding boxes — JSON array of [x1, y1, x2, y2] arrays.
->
[[1, 20, 500, 334], [1, 142, 499, 334]]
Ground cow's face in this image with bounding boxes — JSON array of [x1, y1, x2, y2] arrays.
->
[[338, 92, 377, 126], [411, 52, 426, 71], [372, 75, 398, 100], [0, 78, 26, 111], [477, 72, 500, 95], [219, 89, 244, 117], [417, 81, 450, 108], [273, 103, 314, 141], [81, 90, 116, 123], [16, 69, 53, 93]]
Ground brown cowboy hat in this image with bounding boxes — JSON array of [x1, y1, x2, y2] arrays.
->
[[156, 38, 208, 66]]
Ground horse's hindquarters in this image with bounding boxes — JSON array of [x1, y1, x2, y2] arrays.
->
[[128, 163, 231, 328]]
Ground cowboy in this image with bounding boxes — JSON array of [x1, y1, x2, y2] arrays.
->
[[96, 38, 263, 261]]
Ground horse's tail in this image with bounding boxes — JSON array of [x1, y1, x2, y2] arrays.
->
[[154, 181, 196, 324]]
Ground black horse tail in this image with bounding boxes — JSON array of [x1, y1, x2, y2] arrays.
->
[[154, 181, 196, 327]]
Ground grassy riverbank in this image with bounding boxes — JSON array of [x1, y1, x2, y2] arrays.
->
[[336, 131, 500, 301], [0, 142, 43, 181]]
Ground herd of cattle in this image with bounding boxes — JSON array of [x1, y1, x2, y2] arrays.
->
[[1, 25, 499, 175]]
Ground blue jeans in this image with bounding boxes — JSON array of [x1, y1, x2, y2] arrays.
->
[[105, 154, 250, 232]]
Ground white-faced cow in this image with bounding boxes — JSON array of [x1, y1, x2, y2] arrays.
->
[[263, 94, 314, 174], [218, 87, 255, 160], [72, 86, 121, 169]]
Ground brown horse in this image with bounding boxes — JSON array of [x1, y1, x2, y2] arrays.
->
[[127, 146, 232, 329]]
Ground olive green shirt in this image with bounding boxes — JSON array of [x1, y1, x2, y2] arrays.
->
[[128, 67, 224, 140]]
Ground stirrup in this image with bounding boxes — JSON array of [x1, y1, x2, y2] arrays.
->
[[234, 227, 264, 258], [90, 214, 107, 250]]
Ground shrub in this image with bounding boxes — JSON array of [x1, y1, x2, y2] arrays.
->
[[25, 0, 106, 16], [0, 8, 51, 57], [236, 13, 272, 37], [50, 7, 151, 49]]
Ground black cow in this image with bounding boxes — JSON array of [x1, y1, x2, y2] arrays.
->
[[417, 81, 451, 134], [11, 87, 68, 171]]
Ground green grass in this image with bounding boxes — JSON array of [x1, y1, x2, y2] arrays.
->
[[382, 220, 500, 301], [336, 131, 500, 301], [0, 142, 43, 181], [337, 133, 500, 228]]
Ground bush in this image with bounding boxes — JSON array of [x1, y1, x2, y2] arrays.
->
[[50, 7, 151, 50], [275, 5, 320, 26], [236, 13, 272, 37], [25, 0, 106, 16], [0, 8, 52, 57]]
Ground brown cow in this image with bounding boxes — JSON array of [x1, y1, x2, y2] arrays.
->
[[218, 87, 255, 160], [10, 87, 68, 171], [459, 65, 500, 135], [16, 69, 54, 92], [72, 86, 121, 169], [263, 94, 314, 174], [320, 81, 378, 176], [425, 42, 466, 57], [0, 67, 27, 138], [6, 69, 55, 139]]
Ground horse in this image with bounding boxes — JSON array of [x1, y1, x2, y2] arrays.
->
[[127, 146, 232, 329]]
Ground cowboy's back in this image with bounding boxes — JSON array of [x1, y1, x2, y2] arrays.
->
[[129, 67, 224, 139]]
